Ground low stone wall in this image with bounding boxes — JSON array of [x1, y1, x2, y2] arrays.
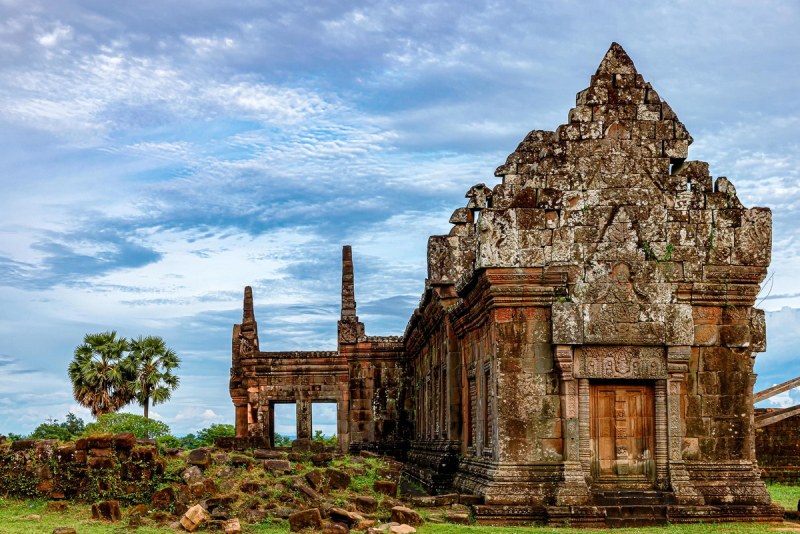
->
[[0, 433, 166, 502], [755, 409, 800, 483]]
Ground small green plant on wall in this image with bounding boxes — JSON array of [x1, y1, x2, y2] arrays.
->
[[642, 241, 673, 263]]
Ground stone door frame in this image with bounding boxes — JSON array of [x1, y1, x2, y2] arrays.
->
[[554, 344, 703, 502]]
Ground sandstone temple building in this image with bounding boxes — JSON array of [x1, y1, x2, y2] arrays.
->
[[228, 44, 779, 525]]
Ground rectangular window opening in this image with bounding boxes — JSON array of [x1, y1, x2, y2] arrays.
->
[[311, 401, 338, 446], [272, 402, 296, 447]]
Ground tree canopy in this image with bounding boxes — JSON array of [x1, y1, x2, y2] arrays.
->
[[68, 332, 180, 418], [68, 331, 135, 417], [128, 336, 181, 419]]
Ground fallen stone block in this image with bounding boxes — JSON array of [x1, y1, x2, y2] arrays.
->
[[264, 459, 292, 473], [446, 512, 471, 524], [46, 502, 69, 512], [151, 486, 175, 509], [391, 506, 422, 526], [187, 448, 212, 467], [311, 452, 333, 466], [355, 495, 378, 513], [254, 448, 285, 459], [91, 500, 122, 522], [329, 506, 364, 525], [325, 468, 351, 490], [229, 454, 254, 468], [222, 517, 242, 533], [374, 480, 398, 497], [183, 465, 204, 485], [288, 508, 323, 532], [305, 469, 326, 491], [180, 504, 209, 532], [292, 438, 312, 452]]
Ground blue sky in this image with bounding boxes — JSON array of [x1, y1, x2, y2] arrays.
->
[[0, 0, 799, 436]]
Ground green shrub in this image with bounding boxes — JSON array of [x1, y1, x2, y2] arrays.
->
[[84, 413, 170, 439], [156, 435, 182, 448], [179, 433, 201, 449], [312, 430, 337, 447], [29, 413, 85, 441], [273, 433, 292, 447], [196, 424, 235, 446]]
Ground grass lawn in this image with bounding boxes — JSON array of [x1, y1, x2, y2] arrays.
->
[[1, 489, 799, 534], [767, 482, 800, 511]]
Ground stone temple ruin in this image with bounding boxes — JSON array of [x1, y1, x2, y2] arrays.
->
[[229, 43, 781, 525]]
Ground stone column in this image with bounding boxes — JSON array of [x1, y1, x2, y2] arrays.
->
[[666, 346, 704, 504], [259, 403, 271, 442], [554, 345, 590, 505], [297, 397, 312, 440], [233, 398, 248, 438]]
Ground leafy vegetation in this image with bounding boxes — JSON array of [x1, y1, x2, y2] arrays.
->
[[29, 413, 85, 441], [273, 433, 293, 447], [313, 429, 337, 447], [196, 423, 235, 446], [84, 413, 170, 439]]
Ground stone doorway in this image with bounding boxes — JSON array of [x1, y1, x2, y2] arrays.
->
[[590, 382, 655, 486]]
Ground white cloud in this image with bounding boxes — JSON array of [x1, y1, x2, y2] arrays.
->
[[36, 22, 72, 48]]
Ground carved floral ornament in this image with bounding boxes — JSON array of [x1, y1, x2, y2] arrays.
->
[[575, 346, 667, 379]]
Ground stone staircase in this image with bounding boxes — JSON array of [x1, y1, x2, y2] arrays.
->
[[593, 489, 671, 528]]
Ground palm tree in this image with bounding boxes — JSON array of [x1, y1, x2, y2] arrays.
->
[[68, 331, 135, 417], [128, 335, 180, 419]]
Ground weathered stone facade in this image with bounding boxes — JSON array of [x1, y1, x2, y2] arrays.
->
[[230, 247, 409, 456], [230, 43, 780, 525]]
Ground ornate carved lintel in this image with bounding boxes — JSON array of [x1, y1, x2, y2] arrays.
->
[[576, 346, 667, 379]]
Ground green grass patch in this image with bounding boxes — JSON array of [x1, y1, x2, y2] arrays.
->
[[767, 481, 800, 510], [413, 525, 789, 534], [0, 496, 794, 534], [0, 498, 166, 534]]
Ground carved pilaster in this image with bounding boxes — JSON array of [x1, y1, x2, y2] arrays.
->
[[666, 346, 704, 504], [554, 345, 590, 505], [654, 380, 669, 489], [578, 378, 591, 477]]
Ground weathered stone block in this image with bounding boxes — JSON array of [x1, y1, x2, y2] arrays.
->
[[264, 459, 292, 473], [325, 468, 351, 490], [288, 508, 322, 532], [91, 500, 121, 522], [355, 495, 378, 513], [391, 506, 423, 526], [187, 448, 211, 467], [180, 504, 208, 532], [374, 480, 398, 496]]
